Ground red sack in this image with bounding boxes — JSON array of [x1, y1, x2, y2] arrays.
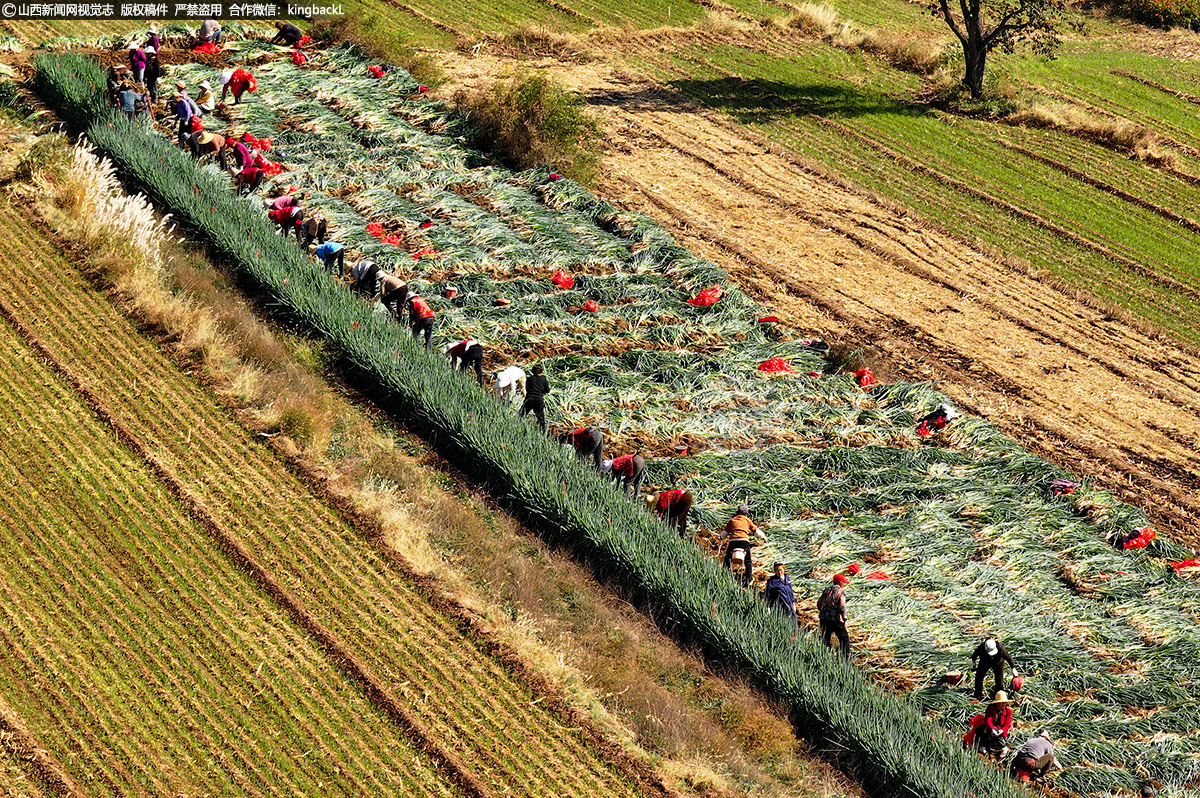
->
[[582, 300, 598, 312], [291, 50, 308, 66], [855, 368, 876, 389], [687, 285, 723, 307], [846, 562, 861, 575], [257, 137, 273, 151], [866, 571, 890, 580], [189, 116, 204, 133], [550, 269, 574, 290], [367, 65, 384, 78], [1172, 558, 1200, 571], [757, 358, 794, 373], [917, 420, 933, 437], [193, 41, 220, 54], [381, 234, 402, 245], [757, 316, 779, 323], [366, 222, 384, 237], [549, 173, 561, 181], [418, 84, 429, 93], [807, 371, 821, 377], [246, 76, 257, 93], [260, 160, 283, 176], [296, 34, 311, 47], [412, 247, 438, 260]]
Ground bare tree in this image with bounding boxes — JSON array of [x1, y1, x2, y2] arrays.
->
[[932, 0, 1073, 99]]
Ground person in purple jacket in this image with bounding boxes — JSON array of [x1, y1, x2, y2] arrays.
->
[[144, 21, 159, 52], [231, 134, 254, 172], [128, 44, 146, 85]]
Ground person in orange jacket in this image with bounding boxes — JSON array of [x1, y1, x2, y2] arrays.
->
[[407, 292, 435, 350], [652, 489, 693, 538], [721, 504, 766, 587]]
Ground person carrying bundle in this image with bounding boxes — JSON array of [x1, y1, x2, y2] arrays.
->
[[652, 489, 693, 538], [971, 636, 1017, 701], [188, 130, 229, 171], [762, 562, 796, 624], [444, 339, 484, 387], [520, 364, 550, 430], [379, 273, 407, 319], [601, 453, 645, 495], [495, 366, 526, 400], [407, 292, 435, 350], [721, 504, 766, 587], [1010, 730, 1059, 782], [560, 427, 604, 471], [817, 574, 851, 658], [314, 241, 345, 277]]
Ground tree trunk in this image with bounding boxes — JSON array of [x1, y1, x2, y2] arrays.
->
[[963, 35, 987, 99]]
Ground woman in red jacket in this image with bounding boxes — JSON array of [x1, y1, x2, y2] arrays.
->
[[653, 489, 693, 538]]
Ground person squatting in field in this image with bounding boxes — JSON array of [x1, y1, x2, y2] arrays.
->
[[721, 504, 766, 587], [560, 427, 604, 471], [653, 489, 693, 538], [817, 574, 851, 658], [408, 293, 435, 350], [444, 339, 484, 387], [601, 453, 645, 495], [520, 364, 550, 430], [495, 365, 526, 400]]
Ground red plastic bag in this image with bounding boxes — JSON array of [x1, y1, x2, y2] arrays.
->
[[368, 65, 384, 78], [687, 285, 723, 307], [420, 219, 434, 229], [193, 41, 220, 54], [807, 371, 821, 377], [296, 34, 311, 47], [366, 222, 383, 237], [549, 173, 561, 181], [757, 316, 779, 323], [259, 160, 283, 176], [582, 300, 598, 312], [1172, 558, 1200, 571], [757, 358, 794, 373], [291, 50, 308, 66], [381, 234, 402, 245], [846, 562, 861, 575], [412, 247, 438, 260], [550, 269, 574, 290], [855, 368, 876, 389], [189, 116, 203, 133], [246, 76, 257, 93], [418, 84, 429, 93], [866, 571, 890, 580]]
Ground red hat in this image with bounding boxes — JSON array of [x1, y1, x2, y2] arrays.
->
[[834, 574, 849, 585]]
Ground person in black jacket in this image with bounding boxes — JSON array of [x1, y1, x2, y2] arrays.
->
[[972, 636, 1017, 701], [271, 20, 304, 46], [520, 364, 550, 430], [763, 562, 795, 624]]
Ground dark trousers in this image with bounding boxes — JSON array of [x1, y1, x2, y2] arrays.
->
[[412, 315, 434, 349], [458, 345, 484, 387], [520, 396, 546, 430], [575, 430, 603, 471], [303, 219, 327, 248], [608, 456, 645, 495], [381, 285, 405, 317], [974, 661, 1005, 700], [322, 249, 345, 277], [821, 619, 851, 658], [1014, 753, 1054, 777], [237, 171, 263, 195], [177, 118, 191, 147], [723, 539, 753, 586], [666, 492, 693, 538], [189, 139, 228, 171]]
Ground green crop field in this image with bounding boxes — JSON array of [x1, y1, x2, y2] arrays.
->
[[0, 195, 652, 798]]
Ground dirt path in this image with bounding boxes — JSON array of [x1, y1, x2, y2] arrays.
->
[[440, 52, 1200, 542]]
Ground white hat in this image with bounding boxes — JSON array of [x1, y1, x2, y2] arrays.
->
[[218, 70, 233, 85], [148, 21, 158, 31], [405, 291, 417, 301], [600, 459, 613, 473], [144, 45, 155, 53], [128, 43, 138, 49], [984, 638, 999, 657], [198, 80, 211, 89]]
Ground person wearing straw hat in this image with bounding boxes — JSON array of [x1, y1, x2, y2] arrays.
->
[[106, 64, 129, 107], [817, 574, 851, 659], [971, 636, 1017, 701], [175, 80, 202, 118], [975, 691, 1014, 756], [145, 20, 159, 53], [196, 80, 215, 113], [187, 129, 229, 171], [172, 92, 193, 147]]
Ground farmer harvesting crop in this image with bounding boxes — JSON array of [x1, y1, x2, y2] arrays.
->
[[188, 130, 229, 171], [971, 636, 1017, 701], [116, 82, 141, 121], [520, 364, 550, 430], [444, 339, 485, 387], [145, 21, 159, 52], [232, 135, 254, 172], [407, 293, 435, 350], [379, 273, 407, 318], [196, 80, 215, 113], [561, 427, 604, 471], [300, 214, 328, 248], [966, 691, 1014, 757], [314, 241, 345, 277], [601, 453, 645, 495], [270, 205, 304, 238], [264, 193, 305, 212], [917, 402, 960, 437], [271, 21, 304, 46], [234, 166, 265, 195], [817, 574, 851, 658], [144, 48, 161, 104], [721, 504, 766, 587], [197, 19, 222, 45], [172, 92, 193, 147], [127, 44, 146, 85], [1011, 731, 1059, 782], [653, 489, 693, 538], [763, 562, 796, 624], [106, 64, 128, 107], [220, 68, 255, 105], [350, 259, 379, 297], [495, 365, 525, 400]]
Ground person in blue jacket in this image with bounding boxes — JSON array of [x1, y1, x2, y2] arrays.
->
[[763, 562, 795, 624], [314, 241, 345, 277]]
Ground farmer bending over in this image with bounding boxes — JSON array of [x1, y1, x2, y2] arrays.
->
[[721, 504, 766, 587], [301, 214, 328, 248], [197, 19, 222, 45], [271, 20, 304, 46], [762, 562, 795, 624], [971, 636, 1016, 701], [188, 130, 229, 171], [407, 292, 435, 350], [653, 489, 693, 539], [602, 453, 645, 495], [379, 274, 407, 319], [1011, 731, 1059, 782], [495, 365, 525, 400], [520, 365, 550, 430], [314, 241, 345, 277], [560, 427, 604, 471], [235, 166, 265, 195], [350, 259, 379, 297], [444, 339, 485, 387]]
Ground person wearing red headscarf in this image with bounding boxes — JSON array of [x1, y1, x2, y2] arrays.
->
[[817, 575, 850, 658]]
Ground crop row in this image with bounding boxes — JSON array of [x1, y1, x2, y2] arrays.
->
[[0, 201, 642, 798], [31, 48, 1045, 798]]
